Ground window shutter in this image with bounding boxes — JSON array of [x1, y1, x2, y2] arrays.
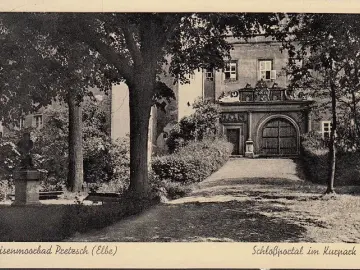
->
[[270, 70, 277, 80]]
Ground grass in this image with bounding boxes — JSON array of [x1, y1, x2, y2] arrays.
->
[[0, 195, 152, 241]]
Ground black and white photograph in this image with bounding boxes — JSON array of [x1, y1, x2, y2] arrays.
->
[[1, 7, 360, 249]]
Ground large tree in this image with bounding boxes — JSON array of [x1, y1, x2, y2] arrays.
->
[[0, 14, 117, 191], [2, 13, 277, 197], [55, 13, 276, 197], [274, 13, 360, 194]]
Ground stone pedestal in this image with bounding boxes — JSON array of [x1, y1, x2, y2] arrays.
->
[[245, 140, 254, 158], [12, 170, 41, 206]]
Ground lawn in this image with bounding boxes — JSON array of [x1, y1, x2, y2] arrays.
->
[[0, 195, 151, 241]]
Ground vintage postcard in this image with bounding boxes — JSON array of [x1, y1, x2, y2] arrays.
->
[[0, 0, 360, 269]]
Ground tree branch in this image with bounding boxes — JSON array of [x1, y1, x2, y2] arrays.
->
[[119, 21, 143, 66], [76, 22, 134, 84], [159, 18, 181, 49]]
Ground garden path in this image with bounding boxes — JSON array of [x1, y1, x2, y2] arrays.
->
[[68, 158, 360, 242]]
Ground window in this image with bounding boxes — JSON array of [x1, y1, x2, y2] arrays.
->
[[33, 115, 43, 129], [321, 121, 332, 139], [0, 121, 3, 138], [224, 61, 237, 80], [205, 69, 214, 81], [259, 60, 275, 80]]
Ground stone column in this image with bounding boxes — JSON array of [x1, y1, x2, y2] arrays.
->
[[245, 111, 255, 158], [12, 170, 41, 206]]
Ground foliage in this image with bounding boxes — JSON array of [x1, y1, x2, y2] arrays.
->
[[148, 172, 192, 201], [0, 97, 130, 194], [0, 139, 20, 181], [1, 13, 278, 196], [301, 132, 360, 186], [83, 136, 130, 194], [31, 105, 69, 188], [166, 99, 220, 153], [300, 131, 326, 150], [152, 138, 233, 184], [271, 14, 360, 193]]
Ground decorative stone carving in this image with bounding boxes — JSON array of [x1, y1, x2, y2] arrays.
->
[[218, 90, 240, 103], [254, 88, 270, 101], [220, 112, 247, 123]]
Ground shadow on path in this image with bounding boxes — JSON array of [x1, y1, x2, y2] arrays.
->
[[68, 199, 308, 242], [69, 158, 360, 242]]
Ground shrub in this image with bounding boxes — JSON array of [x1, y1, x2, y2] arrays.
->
[[149, 172, 192, 201], [301, 132, 360, 186], [301, 130, 326, 150], [83, 136, 130, 193], [166, 99, 220, 153], [0, 180, 12, 201], [152, 138, 233, 184]]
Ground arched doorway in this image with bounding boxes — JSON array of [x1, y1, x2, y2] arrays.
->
[[259, 116, 299, 156]]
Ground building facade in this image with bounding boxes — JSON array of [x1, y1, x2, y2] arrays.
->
[[167, 35, 331, 157], [1, 35, 332, 158]]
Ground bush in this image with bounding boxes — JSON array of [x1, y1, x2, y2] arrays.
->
[[301, 132, 360, 186], [0, 180, 12, 201], [0, 138, 20, 201], [0, 139, 20, 181], [83, 136, 130, 193], [152, 138, 233, 184], [149, 172, 192, 201], [166, 99, 220, 153]]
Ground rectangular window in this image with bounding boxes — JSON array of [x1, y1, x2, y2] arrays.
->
[[0, 121, 3, 138], [259, 60, 273, 80], [321, 121, 332, 139], [205, 69, 214, 81], [224, 61, 237, 80], [33, 115, 43, 129]]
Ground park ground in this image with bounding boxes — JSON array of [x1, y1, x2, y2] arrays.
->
[[68, 158, 360, 242]]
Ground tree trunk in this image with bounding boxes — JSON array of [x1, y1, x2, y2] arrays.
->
[[127, 73, 154, 198], [67, 92, 84, 192], [326, 83, 337, 194]]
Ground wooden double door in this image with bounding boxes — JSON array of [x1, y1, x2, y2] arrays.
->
[[261, 118, 298, 156]]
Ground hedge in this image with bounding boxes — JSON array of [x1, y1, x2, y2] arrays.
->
[[301, 134, 360, 186], [152, 138, 233, 184]]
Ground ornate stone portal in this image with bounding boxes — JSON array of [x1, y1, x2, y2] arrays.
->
[[12, 132, 41, 206], [218, 82, 313, 157]]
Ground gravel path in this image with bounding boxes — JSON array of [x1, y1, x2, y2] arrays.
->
[[68, 158, 360, 242]]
